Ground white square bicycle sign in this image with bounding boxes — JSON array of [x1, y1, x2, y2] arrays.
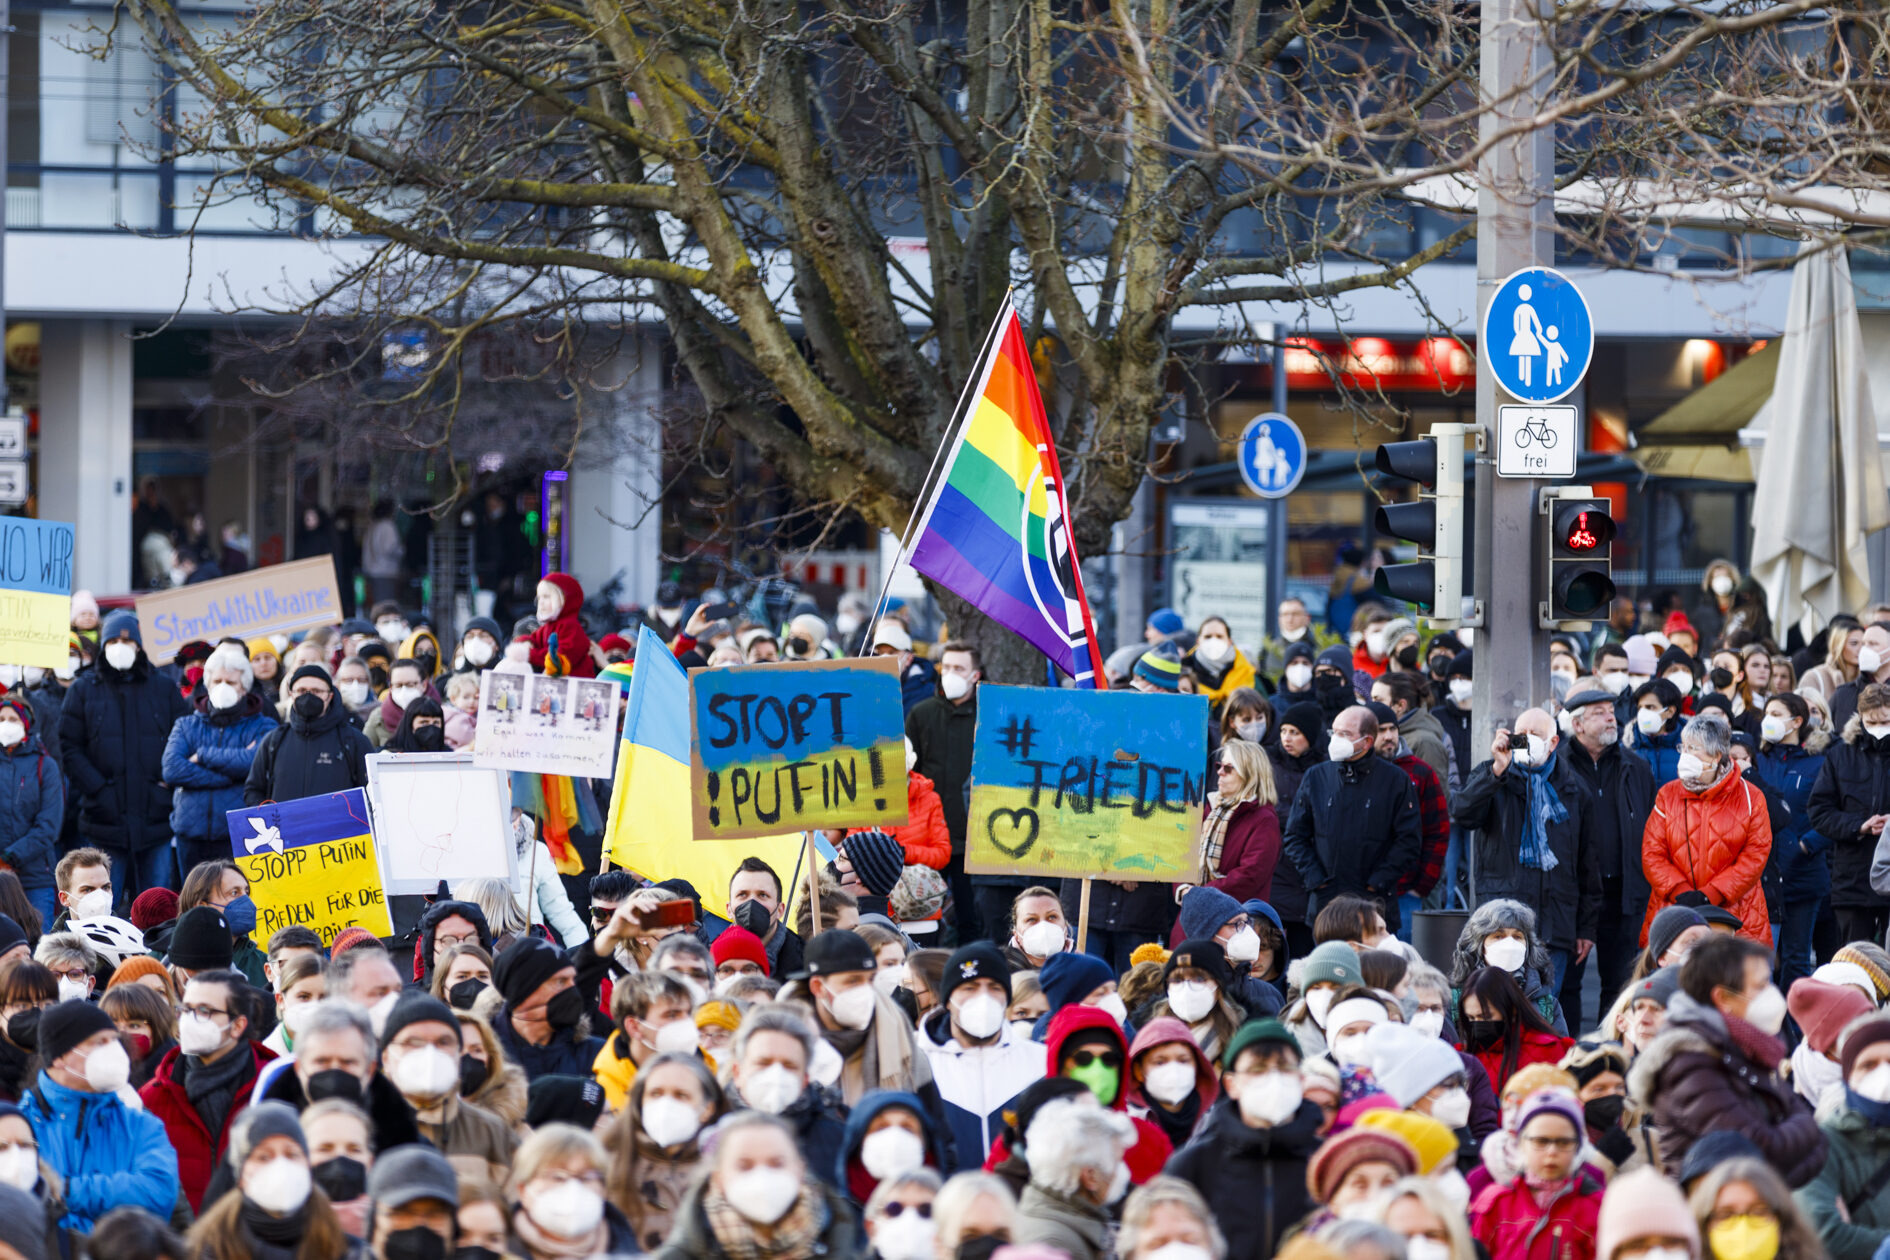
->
[[1496, 405, 1577, 479]]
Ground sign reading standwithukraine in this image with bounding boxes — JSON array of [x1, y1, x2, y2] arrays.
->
[[965, 685, 1208, 881], [137, 556, 343, 665], [0, 518, 74, 669], [227, 789, 393, 943], [690, 656, 908, 840]]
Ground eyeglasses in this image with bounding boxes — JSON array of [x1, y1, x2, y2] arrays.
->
[[179, 1005, 232, 1023], [880, 1202, 933, 1220], [1522, 1135, 1578, 1152], [1067, 1050, 1121, 1070], [48, 967, 89, 983], [436, 934, 480, 949]]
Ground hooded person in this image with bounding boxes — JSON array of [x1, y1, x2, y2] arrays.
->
[[1123, 1015, 1220, 1151], [57, 610, 192, 910], [834, 1089, 953, 1210], [245, 664, 374, 806], [1240, 899, 1290, 1010], [529, 572, 597, 677], [1030, 951, 1126, 1043], [410, 900, 493, 990], [0, 696, 64, 929], [454, 616, 505, 675], [1031, 1005, 1174, 1185], [397, 628, 446, 685]]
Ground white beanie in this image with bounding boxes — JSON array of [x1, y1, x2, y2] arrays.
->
[[1366, 1022, 1467, 1107]]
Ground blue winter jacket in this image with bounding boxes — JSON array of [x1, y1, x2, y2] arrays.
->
[[21, 1069, 180, 1230], [1634, 725, 1685, 787], [162, 691, 278, 844], [0, 727, 65, 890], [1756, 736, 1833, 898]]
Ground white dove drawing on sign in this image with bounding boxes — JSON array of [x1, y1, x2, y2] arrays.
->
[[245, 818, 284, 855]]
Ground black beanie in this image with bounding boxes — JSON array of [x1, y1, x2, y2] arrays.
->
[[492, 936, 567, 1007], [38, 999, 116, 1066], [1279, 701, 1326, 743], [941, 942, 1012, 1006], [168, 906, 235, 971], [1164, 938, 1234, 995], [379, 993, 463, 1056], [524, 1075, 606, 1130], [0, 914, 26, 960], [288, 663, 332, 691]]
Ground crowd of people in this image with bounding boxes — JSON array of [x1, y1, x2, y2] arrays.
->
[[6, 559, 1890, 1260]]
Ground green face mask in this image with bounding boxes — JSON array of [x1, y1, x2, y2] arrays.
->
[[1065, 1058, 1119, 1106]]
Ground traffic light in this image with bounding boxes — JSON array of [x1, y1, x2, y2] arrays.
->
[[1540, 485, 1616, 627], [1371, 422, 1469, 627]]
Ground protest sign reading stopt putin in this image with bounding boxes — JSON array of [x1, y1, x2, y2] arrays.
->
[[965, 685, 1207, 880], [690, 657, 908, 839], [226, 789, 393, 943]]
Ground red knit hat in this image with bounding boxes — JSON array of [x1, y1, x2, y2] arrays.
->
[[330, 926, 381, 956], [598, 633, 630, 653], [711, 925, 770, 977], [1789, 978, 1876, 1056], [129, 887, 180, 932]]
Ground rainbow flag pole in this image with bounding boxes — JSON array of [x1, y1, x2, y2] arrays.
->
[[885, 296, 1108, 687]]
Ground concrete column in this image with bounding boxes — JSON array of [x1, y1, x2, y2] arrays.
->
[[568, 337, 664, 612], [38, 319, 133, 593]]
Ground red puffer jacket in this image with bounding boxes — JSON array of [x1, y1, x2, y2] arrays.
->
[[852, 772, 950, 870], [138, 1039, 276, 1211], [1640, 763, 1772, 943], [1471, 1171, 1604, 1260]]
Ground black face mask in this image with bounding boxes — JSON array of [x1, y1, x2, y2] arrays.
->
[[1583, 1094, 1627, 1131], [292, 693, 327, 721], [544, 987, 587, 1030], [448, 978, 487, 1012], [1462, 1019, 1505, 1053], [787, 636, 811, 656], [1710, 668, 1735, 691], [1314, 673, 1348, 695], [5, 1008, 38, 1051], [1396, 644, 1420, 668], [312, 1155, 367, 1202], [416, 652, 438, 677], [732, 899, 774, 940], [454, 1249, 502, 1260], [957, 1236, 1007, 1260], [382, 1227, 450, 1260], [304, 1068, 364, 1105], [459, 1054, 490, 1095], [1430, 656, 1452, 679], [413, 726, 445, 751]]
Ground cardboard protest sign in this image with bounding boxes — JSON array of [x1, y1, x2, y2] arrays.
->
[[965, 684, 1208, 880], [367, 752, 517, 895], [227, 789, 393, 943], [472, 670, 621, 779], [0, 518, 74, 668], [137, 556, 342, 665], [690, 656, 908, 840]]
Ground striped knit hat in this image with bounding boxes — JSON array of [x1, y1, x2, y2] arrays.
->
[[1134, 648, 1183, 692]]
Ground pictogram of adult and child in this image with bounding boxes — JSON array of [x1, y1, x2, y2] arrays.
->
[[1506, 283, 1571, 390]]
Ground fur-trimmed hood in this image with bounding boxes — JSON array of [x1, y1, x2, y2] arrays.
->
[[1626, 993, 1723, 1107]]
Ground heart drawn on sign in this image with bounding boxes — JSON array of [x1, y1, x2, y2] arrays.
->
[[986, 808, 1040, 858]]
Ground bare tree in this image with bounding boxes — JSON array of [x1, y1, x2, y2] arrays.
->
[[115, 0, 1887, 674]]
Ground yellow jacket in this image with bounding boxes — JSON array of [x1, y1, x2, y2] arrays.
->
[[593, 1030, 717, 1111]]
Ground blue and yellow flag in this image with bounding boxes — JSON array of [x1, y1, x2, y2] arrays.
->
[[226, 789, 394, 943], [604, 627, 807, 919]]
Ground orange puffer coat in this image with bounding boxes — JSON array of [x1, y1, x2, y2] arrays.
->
[[1640, 762, 1773, 943]]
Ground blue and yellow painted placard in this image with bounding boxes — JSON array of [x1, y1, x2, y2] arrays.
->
[[690, 656, 909, 840], [965, 684, 1207, 880], [227, 789, 394, 943], [0, 518, 74, 669]]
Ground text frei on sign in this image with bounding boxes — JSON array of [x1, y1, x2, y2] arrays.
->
[[226, 790, 393, 943], [136, 556, 343, 665], [690, 656, 909, 840], [0, 518, 74, 669], [965, 685, 1207, 880]]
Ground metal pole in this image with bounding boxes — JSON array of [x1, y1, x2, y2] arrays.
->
[[1267, 325, 1289, 637], [1469, 0, 1554, 889], [0, 0, 11, 428]]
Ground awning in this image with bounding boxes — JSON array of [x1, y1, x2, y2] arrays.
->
[[1633, 341, 1777, 482]]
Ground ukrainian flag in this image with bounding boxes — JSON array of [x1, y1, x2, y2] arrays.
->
[[603, 627, 805, 918]]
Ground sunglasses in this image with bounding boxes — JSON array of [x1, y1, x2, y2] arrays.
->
[[1067, 1049, 1122, 1070], [881, 1202, 932, 1220]]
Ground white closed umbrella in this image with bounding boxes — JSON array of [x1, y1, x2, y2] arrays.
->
[[1750, 245, 1890, 642]]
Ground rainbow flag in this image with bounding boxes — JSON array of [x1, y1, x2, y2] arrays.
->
[[907, 303, 1106, 685]]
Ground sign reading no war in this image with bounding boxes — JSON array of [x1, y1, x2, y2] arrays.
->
[[136, 556, 342, 664], [690, 656, 908, 840], [0, 518, 74, 669], [966, 685, 1207, 880]]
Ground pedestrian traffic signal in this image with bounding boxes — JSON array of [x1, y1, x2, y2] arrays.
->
[[1540, 486, 1616, 627], [1372, 423, 1469, 627]]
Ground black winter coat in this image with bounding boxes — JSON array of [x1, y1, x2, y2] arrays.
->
[[1266, 745, 1323, 924], [1058, 877, 1176, 936], [1808, 718, 1890, 909], [1165, 1098, 1324, 1260], [244, 698, 373, 805], [1452, 755, 1600, 951], [1564, 739, 1657, 914], [1433, 701, 1472, 782], [1281, 752, 1421, 931], [58, 657, 191, 852]]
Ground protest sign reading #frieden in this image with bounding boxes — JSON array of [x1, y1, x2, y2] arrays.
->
[[965, 685, 1207, 880], [226, 789, 393, 944], [0, 518, 74, 669], [137, 556, 343, 665], [690, 656, 908, 840]]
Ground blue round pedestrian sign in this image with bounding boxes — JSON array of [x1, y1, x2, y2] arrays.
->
[[1238, 413, 1306, 499], [1480, 267, 1593, 404]]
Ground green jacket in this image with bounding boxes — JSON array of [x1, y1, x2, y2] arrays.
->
[[232, 935, 268, 990], [1795, 1099, 1890, 1260]]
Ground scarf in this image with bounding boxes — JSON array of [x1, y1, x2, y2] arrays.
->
[[184, 1045, 253, 1141], [1516, 754, 1566, 873], [239, 1199, 310, 1260], [513, 1203, 610, 1259], [703, 1182, 824, 1260], [1200, 795, 1240, 882], [1849, 1089, 1890, 1128]]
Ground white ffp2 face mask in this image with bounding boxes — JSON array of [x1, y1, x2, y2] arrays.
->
[[1019, 920, 1068, 959], [103, 642, 138, 671], [1327, 734, 1356, 762], [1484, 937, 1528, 972], [1284, 663, 1312, 690], [941, 673, 971, 701], [1143, 1060, 1196, 1104]]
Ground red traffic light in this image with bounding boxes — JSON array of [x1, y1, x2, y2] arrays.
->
[[1553, 502, 1615, 557]]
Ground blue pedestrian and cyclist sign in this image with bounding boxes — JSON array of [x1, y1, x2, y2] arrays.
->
[[1238, 413, 1307, 499], [1481, 267, 1593, 404]]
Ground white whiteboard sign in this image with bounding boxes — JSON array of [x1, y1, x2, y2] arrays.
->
[[366, 752, 518, 895]]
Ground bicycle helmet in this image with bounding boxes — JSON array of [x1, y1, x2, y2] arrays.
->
[[69, 915, 147, 970]]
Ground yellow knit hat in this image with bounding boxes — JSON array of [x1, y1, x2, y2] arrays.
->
[[695, 999, 742, 1033], [1355, 1108, 1459, 1176], [1129, 942, 1170, 968]]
